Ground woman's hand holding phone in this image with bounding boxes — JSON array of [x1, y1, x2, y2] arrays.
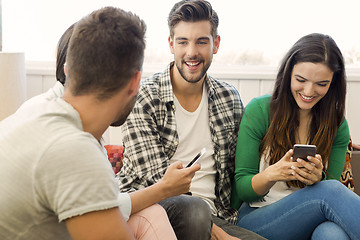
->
[[291, 145, 324, 185]]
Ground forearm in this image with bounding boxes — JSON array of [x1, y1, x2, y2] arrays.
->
[[251, 169, 276, 196], [129, 161, 200, 215], [129, 181, 169, 215]]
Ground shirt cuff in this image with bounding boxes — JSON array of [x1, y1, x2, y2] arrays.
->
[[118, 192, 132, 221]]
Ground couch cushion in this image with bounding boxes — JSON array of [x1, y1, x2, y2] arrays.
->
[[105, 145, 124, 174]]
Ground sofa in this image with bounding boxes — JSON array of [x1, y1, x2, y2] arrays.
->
[[105, 141, 360, 196], [351, 146, 360, 196]]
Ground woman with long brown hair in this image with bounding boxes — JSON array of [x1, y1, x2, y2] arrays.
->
[[232, 33, 360, 240]]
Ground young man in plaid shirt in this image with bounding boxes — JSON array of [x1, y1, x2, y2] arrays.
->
[[117, 1, 265, 239]]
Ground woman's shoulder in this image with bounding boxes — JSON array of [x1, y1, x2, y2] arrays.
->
[[245, 94, 271, 112], [337, 117, 350, 139], [248, 94, 271, 105]]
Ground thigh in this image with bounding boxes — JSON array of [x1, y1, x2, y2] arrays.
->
[[237, 180, 360, 240], [212, 215, 266, 240], [237, 192, 325, 240], [128, 204, 177, 240], [159, 195, 212, 240]]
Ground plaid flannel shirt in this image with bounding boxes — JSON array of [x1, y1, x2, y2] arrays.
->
[[117, 62, 243, 223]]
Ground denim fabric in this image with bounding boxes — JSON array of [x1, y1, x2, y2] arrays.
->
[[212, 214, 266, 240], [237, 180, 360, 240], [159, 195, 212, 240], [159, 195, 266, 240], [311, 221, 350, 240]]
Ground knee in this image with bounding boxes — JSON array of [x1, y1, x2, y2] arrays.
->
[[159, 195, 212, 239], [316, 180, 347, 194], [311, 221, 350, 240], [185, 197, 212, 224], [161, 195, 211, 220], [174, 195, 212, 224]]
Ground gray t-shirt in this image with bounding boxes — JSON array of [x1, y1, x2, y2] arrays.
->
[[0, 97, 130, 239]]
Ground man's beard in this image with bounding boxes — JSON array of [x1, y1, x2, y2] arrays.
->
[[110, 94, 137, 127], [175, 59, 210, 84]]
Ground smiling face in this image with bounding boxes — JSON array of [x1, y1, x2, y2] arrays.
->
[[291, 62, 333, 113], [169, 20, 219, 84]]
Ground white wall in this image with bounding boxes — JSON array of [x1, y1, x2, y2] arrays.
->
[[26, 62, 360, 144]]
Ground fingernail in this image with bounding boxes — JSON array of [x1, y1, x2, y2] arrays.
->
[[311, 163, 315, 166], [291, 171, 295, 175], [297, 158, 302, 163], [307, 156, 311, 160], [291, 166, 296, 170]]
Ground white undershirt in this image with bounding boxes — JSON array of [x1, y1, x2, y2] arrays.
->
[[249, 151, 299, 208], [170, 85, 217, 214]]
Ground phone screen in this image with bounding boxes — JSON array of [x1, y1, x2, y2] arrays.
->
[[293, 144, 316, 161], [186, 148, 207, 167]]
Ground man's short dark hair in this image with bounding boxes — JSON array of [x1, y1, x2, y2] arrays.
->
[[66, 6, 146, 100], [168, 0, 219, 39]]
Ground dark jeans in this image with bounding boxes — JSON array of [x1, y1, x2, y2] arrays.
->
[[212, 214, 266, 240], [158, 195, 266, 240]]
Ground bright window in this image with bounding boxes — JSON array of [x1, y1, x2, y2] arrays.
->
[[3, 0, 360, 66]]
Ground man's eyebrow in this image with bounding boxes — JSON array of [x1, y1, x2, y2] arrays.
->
[[175, 37, 188, 41], [198, 37, 210, 41], [174, 37, 210, 41]]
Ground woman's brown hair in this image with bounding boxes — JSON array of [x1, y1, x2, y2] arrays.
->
[[261, 33, 346, 188]]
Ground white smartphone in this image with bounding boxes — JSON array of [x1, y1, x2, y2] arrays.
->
[[186, 148, 207, 167], [293, 144, 316, 161]]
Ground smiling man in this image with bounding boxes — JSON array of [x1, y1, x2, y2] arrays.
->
[[116, 1, 265, 239]]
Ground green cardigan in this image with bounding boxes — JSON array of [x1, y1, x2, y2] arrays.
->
[[231, 94, 350, 209]]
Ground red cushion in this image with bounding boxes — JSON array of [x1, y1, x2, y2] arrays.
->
[[104, 145, 124, 174]]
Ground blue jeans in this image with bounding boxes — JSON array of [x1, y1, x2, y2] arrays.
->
[[159, 194, 265, 240], [236, 180, 360, 240]]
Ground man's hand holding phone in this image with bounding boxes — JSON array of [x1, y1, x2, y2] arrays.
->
[[159, 153, 202, 198]]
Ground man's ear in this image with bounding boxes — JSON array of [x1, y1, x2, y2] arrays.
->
[[64, 63, 68, 76], [168, 36, 174, 54], [128, 70, 141, 96], [213, 35, 220, 54]]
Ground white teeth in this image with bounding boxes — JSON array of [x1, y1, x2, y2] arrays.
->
[[300, 94, 313, 100], [186, 62, 199, 66]]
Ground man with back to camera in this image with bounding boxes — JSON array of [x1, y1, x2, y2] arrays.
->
[[117, 0, 265, 239], [0, 6, 200, 239]]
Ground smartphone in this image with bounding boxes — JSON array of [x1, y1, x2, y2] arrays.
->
[[293, 144, 316, 161], [186, 148, 207, 167]]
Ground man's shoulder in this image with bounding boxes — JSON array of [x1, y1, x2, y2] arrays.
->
[[209, 75, 237, 90], [208, 76, 240, 97], [207, 76, 242, 108], [138, 69, 173, 104], [140, 72, 163, 92]]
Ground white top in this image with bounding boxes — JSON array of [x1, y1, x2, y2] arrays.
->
[[249, 153, 299, 208], [170, 85, 217, 214], [0, 95, 131, 239], [17, 81, 64, 114]]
